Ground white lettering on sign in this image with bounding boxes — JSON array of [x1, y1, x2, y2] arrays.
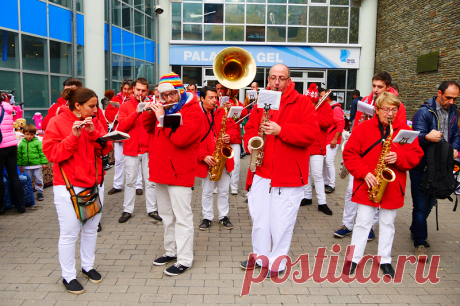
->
[[192, 51, 201, 61], [267, 53, 275, 62], [201, 51, 208, 61], [257, 53, 265, 62], [209, 51, 217, 62], [276, 53, 283, 63], [184, 51, 192, 61]]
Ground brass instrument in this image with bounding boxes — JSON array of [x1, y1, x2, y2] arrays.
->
[[213, 47, 257, 90], [253, 106, 270, 169], [358, 93, 376, 124], [208, 107, 234, 181], [248, 136, 263, 172], [315, 90, 332, 110], [368, 119, 396, 202]]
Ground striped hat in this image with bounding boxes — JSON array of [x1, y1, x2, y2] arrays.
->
[[158, 72, 185, 96]]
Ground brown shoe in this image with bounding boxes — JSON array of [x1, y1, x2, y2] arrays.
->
[[136, 189, 143, 195], [108, 188, 122, 195], [148, 211, 162, 221], [118, 212, 132, 223], [415, 245, 427, 260]]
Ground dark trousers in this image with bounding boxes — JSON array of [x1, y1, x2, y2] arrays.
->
[[409, 168, 435, 247], [0, 146, 25, 209]]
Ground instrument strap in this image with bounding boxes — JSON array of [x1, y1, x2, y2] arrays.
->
[[360, 122, 390, 158], [200, 103, 216, 142]]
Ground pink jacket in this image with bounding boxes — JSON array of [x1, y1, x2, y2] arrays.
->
[[0, 102, 17, 149]]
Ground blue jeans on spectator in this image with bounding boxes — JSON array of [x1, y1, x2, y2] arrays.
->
[[409, 168, 435, 247]]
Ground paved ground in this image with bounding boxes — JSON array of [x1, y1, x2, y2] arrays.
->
[[0, 151, 459, 305]]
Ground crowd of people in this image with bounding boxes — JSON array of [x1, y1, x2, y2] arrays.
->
[[0, 63, 458, 295]]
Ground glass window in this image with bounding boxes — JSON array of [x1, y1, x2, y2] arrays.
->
[[0, 71, 21, 102], [122, 4, 133, 31], [183, 24, 202, 40], [349, 7, 359, 44], [327, 69, 346, 89], [76, 0, 83, 12], [112, 81, 122, 92], [289, 0, 307, 3], [329, 28, 347, 43], [309, 6, 328, 26], [50, 76, 69, 104], [22, 35, 48, 72], [112, 54, 122, 80], [49, 41, 72, 75], [172, 3, 181, 40], [134, 0, 144, 11], [134, 11, 145, 35], [288, 27, 306, 42], [0, 30, 20, 69], [183, 67, 202, 87], [204, 4, 223, 24], [23, 73, 49, 108], [225, 4, 244, 24], [145, 0, 153, 16], [267, 6, 286, 25], [225, 0, 244, 2], [331, 0, 349, 4], [267, 27, 286, 42], [122, 0, 133, 5], [311, 0, 326, 2], [347, 69, 357, 90], [123, 57, 134, 79], [330, 7, 348, 27], [268, 0, 287, 3], [288, 5, 307, 25], [184, 3, 202, 23], [308, 27, 327, 43], [49, 0, 70, 9], [246, 26, 265, 42], [225, 25, 244, 41], [204, 25, 223, 41], [145, 62, 155, 84], [105, 0, 108, 22], [112, 0, 121, 26], [135, 60, 145, 79], [105, 51, 109, 79], [254, 68, 265, 88], [247, 0, 266, 3], [171, 65, 181, 78], [145, 16, 154, 40], [246, 5, 266, 24], [77, 45, 84, 77]]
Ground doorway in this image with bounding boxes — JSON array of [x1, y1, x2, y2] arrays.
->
[[291, 70, 326, 95]]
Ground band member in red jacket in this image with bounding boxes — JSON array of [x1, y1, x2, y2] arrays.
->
[[142, 73, 203, 276], [117, 78, 160, 223], [196, 86, 238, 231], [43, 87, 113, 294], [301, 84, 334, 215], [343, 92, 423, 278], [105, 79, 143, 195], [241, 64, 319, 276]]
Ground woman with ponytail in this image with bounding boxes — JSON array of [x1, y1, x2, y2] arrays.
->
[[42, 87, 112, 294]]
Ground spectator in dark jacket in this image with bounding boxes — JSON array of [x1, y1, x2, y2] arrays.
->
[[349, 89, 361, 124], [410, 81, 460, 258]]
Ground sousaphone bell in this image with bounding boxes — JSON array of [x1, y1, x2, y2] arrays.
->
[[213, 47, 257, 89]]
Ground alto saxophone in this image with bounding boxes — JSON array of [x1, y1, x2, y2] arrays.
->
[[208, 107, 234, 181], [368, 119, 396, 202], [248, 107, 269, 172]]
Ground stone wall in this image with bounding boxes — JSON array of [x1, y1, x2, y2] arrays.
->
[[374, 0, 460, 118]]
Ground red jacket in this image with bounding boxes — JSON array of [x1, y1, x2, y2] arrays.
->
[[327, 102, 345, 145], [310, 101, 334, 155], [243, 82, 319, 189], [42, 107, 113, 187], [117, 96, 150, 156], [143, 94, 204, 187], [43, 97, 67, 131], [343, 115, 423, 209], [105, 93, 128, 124], [229, 99, 244, 145], [196, 105, 238, 178]]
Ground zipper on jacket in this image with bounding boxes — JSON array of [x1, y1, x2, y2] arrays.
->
[[169, 157, 177, 178], [295, 160, 304, 185], [352, 181, 365, 197], [398, 181, 405, 197], [27, 142, 30, 166]]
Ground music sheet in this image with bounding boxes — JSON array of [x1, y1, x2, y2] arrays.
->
[[393, 130, 420, 144], [257, 90, 281, 110], [357, 101, 374, 116]]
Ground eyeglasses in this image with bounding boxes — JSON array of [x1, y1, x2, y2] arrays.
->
[[269, 75, 289, 82], [380, 107, 399, 114], [161, 91, 178, 100]]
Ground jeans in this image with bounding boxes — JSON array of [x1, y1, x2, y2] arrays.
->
[[0, 146, 24, 209], [409, 168, 435, 247]]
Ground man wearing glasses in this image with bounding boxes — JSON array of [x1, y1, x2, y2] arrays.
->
[[240, 64, 319, 277], [410, 81, 460, 258]]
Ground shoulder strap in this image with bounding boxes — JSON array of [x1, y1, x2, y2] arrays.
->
[[425, 143, 437, 191], [361, 138, 382, 159], [59, 164, 77, 197]]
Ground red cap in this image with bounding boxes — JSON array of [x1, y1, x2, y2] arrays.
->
[[305, 83, 319, 103]]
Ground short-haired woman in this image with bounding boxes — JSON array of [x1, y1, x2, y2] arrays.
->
[[43, 87, 112, 294]]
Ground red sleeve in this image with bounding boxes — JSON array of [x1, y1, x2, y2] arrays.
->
[[142, 111, 157, 134], [317, 103, 334, 130], [333, 107, 345, 134], [117, 104, 139, 133], [165, 106, 204, 148], [105, 104, 119, 123], [42, 104, 60, 131], [42, 119, 79, 164], [227, 118, 239, 144], [243, 107, 262, 152], [342, 125, 372, 180]]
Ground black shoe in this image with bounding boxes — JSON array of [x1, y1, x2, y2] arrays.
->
[[240, 260, 261, 270], [266, 269, 285, 279], [108, 188, 122, 195], [164, 263, 189, 276], [63, 279, 85, 294], [148, 211, 162, 221], [0, 206, 5, 215], [318, 204, 333, 215], [17, 206, 26, 214], [300, 198, 312, 206], [199, 219, 212, 230], [344, 262, 357, 276], [325, 185, 335, 194], [37, 193, 44, 201], [219, 216, 233, 230], [82, 269, 102, 284], [380, 264, 395, 279], [97, 223, 102, 232], [136, 189, 143, 195], [118, 212, 132, 223], [153, 254, 177, 266]]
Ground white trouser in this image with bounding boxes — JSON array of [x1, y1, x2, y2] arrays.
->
[[23, 168, 43, 193], [303, 155, 326, 205], [156, 183, 194, 267], [53, 184, 104, 282], [323, 144, 338, 188], [230, 144, 241, 192], [248, 175, 304, 272], [123, 153, 156, 214], [351, 204, 397, 265], [201, 171, 231, 221], [113, 142, 142, 190], [343, 174, 379, 230]]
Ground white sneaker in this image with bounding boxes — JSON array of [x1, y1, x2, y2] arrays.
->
[[231, 189, 238, 195], [213, 187, 218, 194]]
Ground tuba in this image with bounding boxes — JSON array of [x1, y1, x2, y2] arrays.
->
[[368, 119, 396, 202]]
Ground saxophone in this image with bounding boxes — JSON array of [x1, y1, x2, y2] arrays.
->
[[208, 107, 234, 181], [368, 119, 396, 202], [248, 107, 269, 172]]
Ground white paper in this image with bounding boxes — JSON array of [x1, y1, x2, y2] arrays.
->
[[109, 101, 120, 108], [220, 96, 230, 106], [157, 113, 183, 128], [137, 102, 147, 112], [247, 90, 257, 100], [337, 92, 345, 104], [257, 90, 281, 110], [393, 130, 420, 145], [357, 101, 374, 116], [228, 106, 243, 119]]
